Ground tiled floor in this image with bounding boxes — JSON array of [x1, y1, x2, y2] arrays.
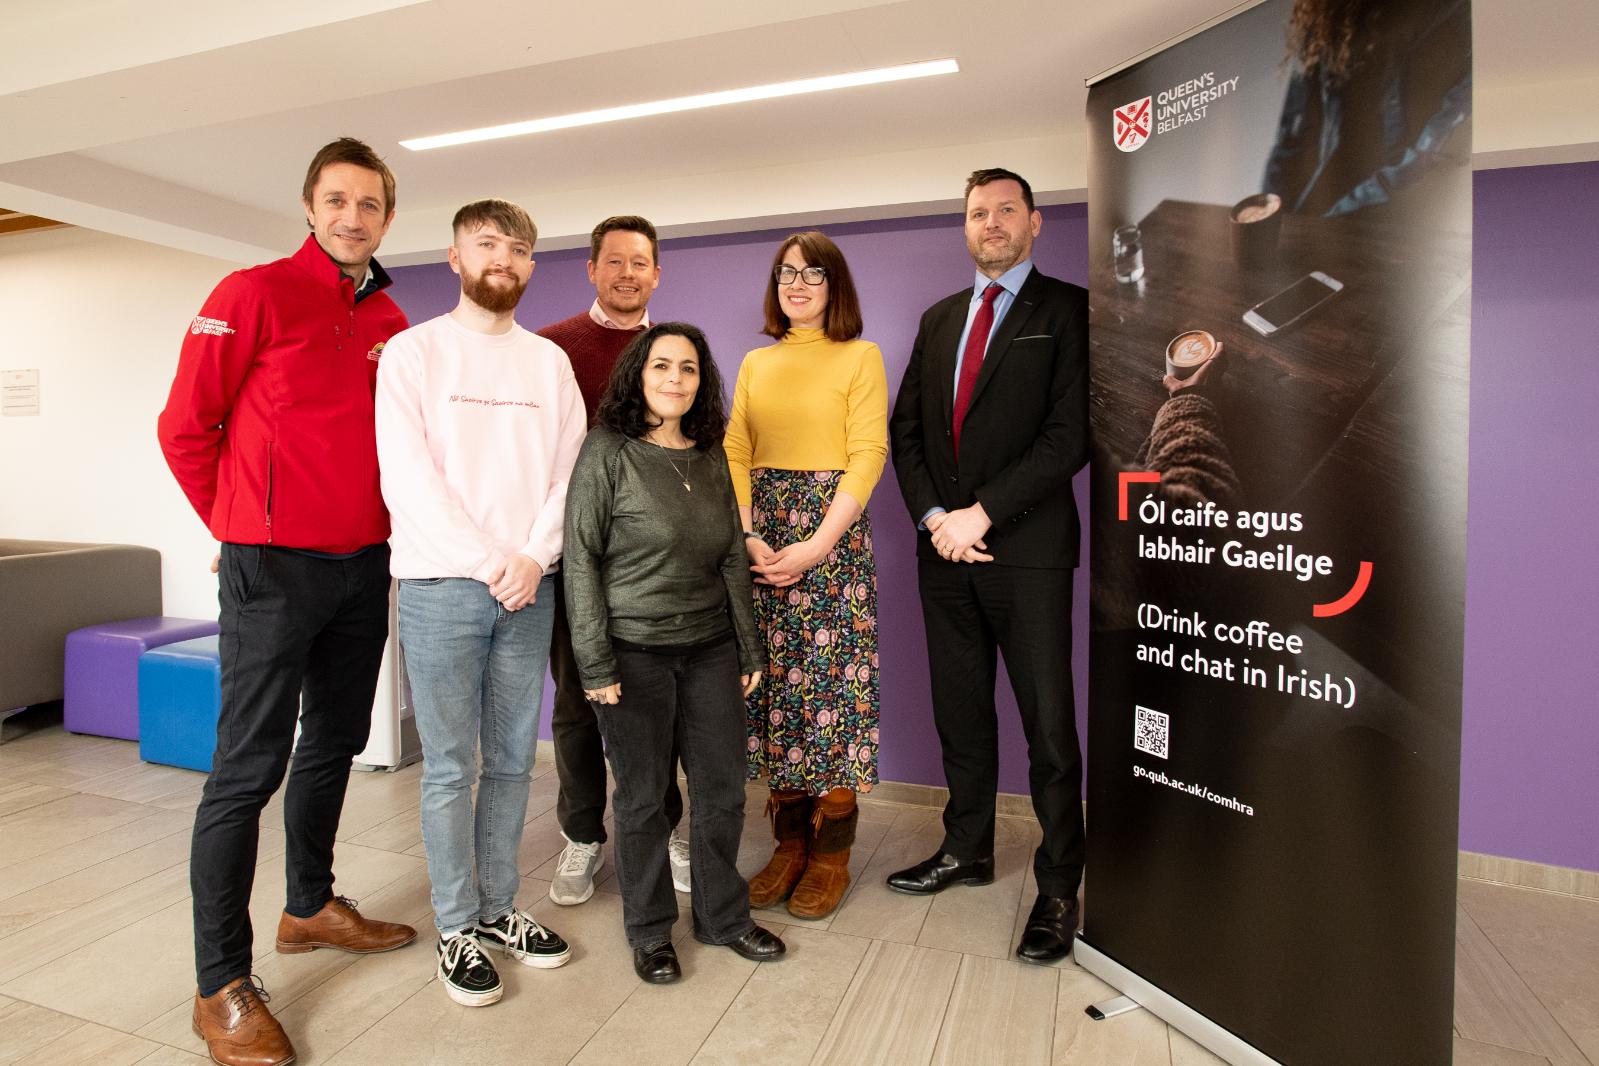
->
[[1, 715, 1594, 1065]]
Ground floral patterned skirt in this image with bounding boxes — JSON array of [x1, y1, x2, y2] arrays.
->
[[745, 469, 880, 793]]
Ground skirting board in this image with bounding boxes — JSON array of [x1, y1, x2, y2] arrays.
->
[[1074, 937, 1284, 1066], [528, 742, 1599, 901], [1459, 850, 1599, 901]]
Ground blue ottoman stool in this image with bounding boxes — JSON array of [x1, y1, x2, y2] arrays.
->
[[64, 616, 220, 740], [138, 635, 221, 772]]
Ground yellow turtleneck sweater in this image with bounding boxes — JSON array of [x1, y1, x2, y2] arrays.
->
[[724, 329, 889, 508]]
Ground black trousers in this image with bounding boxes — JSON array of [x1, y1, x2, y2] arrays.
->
[[917, 558, 1085, 898], [192, 543, 390, 996], [549, 572, 682, 845], [593, 638, 751, 949]]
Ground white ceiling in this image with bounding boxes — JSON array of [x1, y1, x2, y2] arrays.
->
[[2, 0, 1594, 265]]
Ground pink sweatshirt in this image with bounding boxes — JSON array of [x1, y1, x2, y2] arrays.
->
[[375, 313, 587, 581]]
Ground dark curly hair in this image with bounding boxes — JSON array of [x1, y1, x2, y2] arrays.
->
[[595, 322, 728, 449], [1287, 0, 1387, 85]]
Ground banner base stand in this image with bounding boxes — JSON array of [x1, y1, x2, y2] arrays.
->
[[1074, 937, 1284, 1066], [1086, 994, 1141, 1021]]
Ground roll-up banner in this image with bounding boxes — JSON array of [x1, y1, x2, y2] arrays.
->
[[1079, 1, 1472, 1063]]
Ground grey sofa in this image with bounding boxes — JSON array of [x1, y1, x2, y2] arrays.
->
[[0, 539, 162, 716]]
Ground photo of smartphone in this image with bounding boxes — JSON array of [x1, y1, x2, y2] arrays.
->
[[1243, 271, 1343, 336]]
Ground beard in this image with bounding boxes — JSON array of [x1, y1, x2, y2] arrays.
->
[[968, 233, 1026, 274], [462, 267, 527, 314]]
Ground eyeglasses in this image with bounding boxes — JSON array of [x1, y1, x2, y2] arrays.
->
[[774, 264, 827, 286]]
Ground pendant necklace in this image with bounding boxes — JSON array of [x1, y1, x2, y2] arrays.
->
[[647, 434, 693, 491]]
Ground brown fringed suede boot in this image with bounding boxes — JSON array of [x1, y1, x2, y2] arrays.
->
[[747, 790, 813, 909], [787, 789, 858, 919]]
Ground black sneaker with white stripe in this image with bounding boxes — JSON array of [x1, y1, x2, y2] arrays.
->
[[437, 932, 502, 1007], [475, 908, 571, 969]]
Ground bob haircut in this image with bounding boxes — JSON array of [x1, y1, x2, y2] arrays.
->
[[596, 322, 728, 450], [761, 230, 863, 342]]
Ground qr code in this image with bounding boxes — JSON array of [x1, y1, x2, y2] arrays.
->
[[1134, 706, 1169, 759]]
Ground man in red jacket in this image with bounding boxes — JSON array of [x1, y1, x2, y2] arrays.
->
[[158, 137, 416, 1066]]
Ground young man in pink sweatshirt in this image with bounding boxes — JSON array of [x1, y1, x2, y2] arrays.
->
[[374, 199, 586, 1007]]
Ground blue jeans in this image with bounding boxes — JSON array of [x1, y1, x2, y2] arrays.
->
[[399, 575, 555, 936]]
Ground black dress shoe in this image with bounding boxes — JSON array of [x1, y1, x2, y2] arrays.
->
[[1015, 894, 1079, 963], [633, 941, 681, 983], [885, 851, 995, 895], [694, 925, 786, 961]]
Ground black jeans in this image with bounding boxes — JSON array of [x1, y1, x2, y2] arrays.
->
[[549, 572, 682, 845], [593, 637, 751, 949], [192, 543, 391, 996], [918, 559, 1085, 899]]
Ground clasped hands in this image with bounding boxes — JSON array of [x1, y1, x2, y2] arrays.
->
[[928, 503, 993, 563], [746, 534, 830, 587], [487, 553, 542, 611]]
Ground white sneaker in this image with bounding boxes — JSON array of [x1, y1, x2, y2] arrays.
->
[[668, 828, 692, 894], [548, 834, 604, 906]]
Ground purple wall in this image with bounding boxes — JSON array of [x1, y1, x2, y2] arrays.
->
[[389, 166, 1599, 873], [1460, 161, 1599, 873], [388, 205, 1092, 799]]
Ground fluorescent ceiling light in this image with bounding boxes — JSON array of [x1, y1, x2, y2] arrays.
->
[[400, 58, 960, 151]]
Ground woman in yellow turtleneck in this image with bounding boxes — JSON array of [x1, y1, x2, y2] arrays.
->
[[725, 230, 889, 920]]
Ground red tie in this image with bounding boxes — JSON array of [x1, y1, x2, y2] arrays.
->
[[952, 283, 1002, 456]]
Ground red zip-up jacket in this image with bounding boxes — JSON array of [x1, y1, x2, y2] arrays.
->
[[157, 235, 410, 552]]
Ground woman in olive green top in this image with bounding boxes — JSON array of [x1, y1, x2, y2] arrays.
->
[[562, 322, 784, 984]]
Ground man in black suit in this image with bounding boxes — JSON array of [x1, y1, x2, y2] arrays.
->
[[887, 168, 1088, 963]]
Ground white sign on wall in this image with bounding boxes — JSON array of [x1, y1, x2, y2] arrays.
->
[[2, 369, 40, 416]]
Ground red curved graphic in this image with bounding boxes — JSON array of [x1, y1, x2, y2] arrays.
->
[[1119, 471, 1162, 521], [1314, 561, 1374, 618]]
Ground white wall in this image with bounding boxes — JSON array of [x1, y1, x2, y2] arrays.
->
[[0, 227, 245, 618]]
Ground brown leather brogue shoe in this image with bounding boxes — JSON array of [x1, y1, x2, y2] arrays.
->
[[275, 895, 416, 955], [192, 976, 295, 1066]]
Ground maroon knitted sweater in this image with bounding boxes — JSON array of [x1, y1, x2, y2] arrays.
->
[[536, 312, 644, 425]]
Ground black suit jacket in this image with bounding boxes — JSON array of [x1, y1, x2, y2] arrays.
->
[[890, 266, 1088, 569]]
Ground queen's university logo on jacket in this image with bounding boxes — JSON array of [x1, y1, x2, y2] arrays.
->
[[191, 315, 236, 336]]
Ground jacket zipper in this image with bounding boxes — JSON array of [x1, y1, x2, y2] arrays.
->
[[265, 441, 275, 544]]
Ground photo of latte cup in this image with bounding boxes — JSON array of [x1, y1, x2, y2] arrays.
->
[[1230, 192, 1283, 267], [1166, 329, 1218, 380]]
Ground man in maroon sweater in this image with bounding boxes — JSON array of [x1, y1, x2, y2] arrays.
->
[[537, 216, 691, 905]]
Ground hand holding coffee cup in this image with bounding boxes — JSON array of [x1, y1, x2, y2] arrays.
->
[[1230, 192, 1282, 267], [1164, 339, 1224, 397], [1166, 329, 1219, 381]]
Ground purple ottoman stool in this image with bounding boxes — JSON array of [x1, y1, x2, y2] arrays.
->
[[63, 616, 220, 740]]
